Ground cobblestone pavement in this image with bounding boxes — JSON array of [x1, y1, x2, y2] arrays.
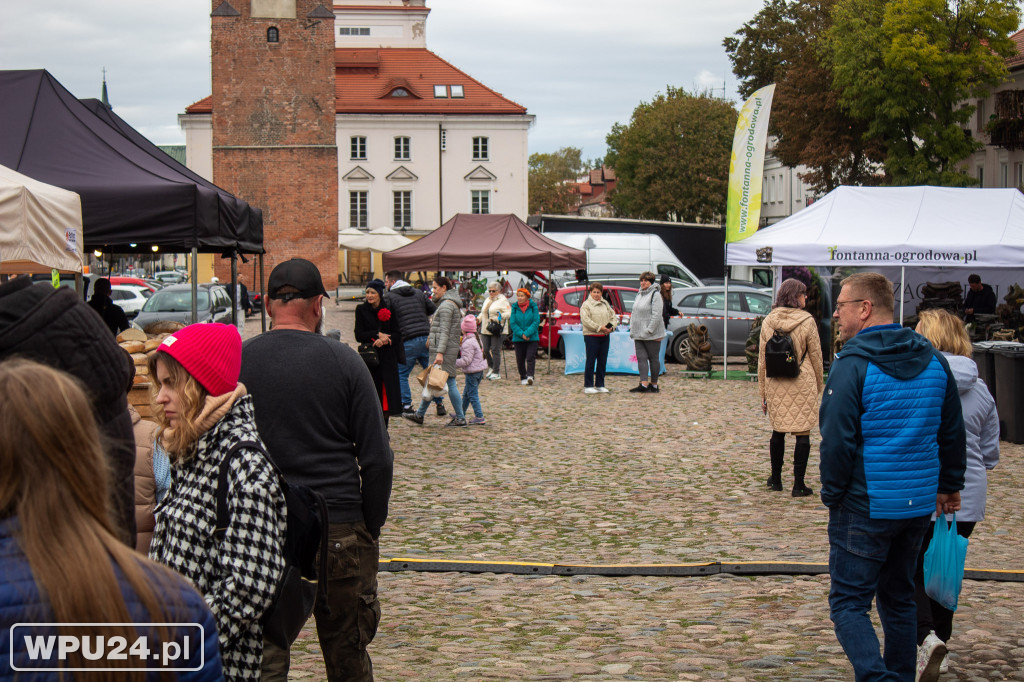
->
[[248, 302, 1024, 680]]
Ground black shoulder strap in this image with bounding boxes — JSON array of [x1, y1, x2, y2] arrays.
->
[[214, 440, 264, 539]]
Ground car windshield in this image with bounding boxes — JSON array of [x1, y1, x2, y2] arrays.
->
[[143, 290, 208, 313], [618, 290, 637, 313]]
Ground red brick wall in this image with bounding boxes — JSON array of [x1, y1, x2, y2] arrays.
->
[[210, 0, 338, 292]]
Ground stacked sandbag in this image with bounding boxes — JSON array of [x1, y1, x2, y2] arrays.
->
[[118, 321, 186, 419], [683, 322, 713, 372], [746, 316, 763, 373]]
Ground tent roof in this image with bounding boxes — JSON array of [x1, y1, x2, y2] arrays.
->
[[0, 164, 83, 274], [726, 186, 1024, 268], [382, 213, 587, 271], [0, 70, 262, 254]]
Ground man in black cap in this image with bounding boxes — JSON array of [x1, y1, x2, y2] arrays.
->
[[239, 259, 393, 681]]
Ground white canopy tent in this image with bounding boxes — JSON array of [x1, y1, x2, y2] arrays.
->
[[0, 164, 84, 274], [720, 186, 1024, 376]]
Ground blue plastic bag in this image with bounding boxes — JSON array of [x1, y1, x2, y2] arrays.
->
[[923, 513, 969, 612]]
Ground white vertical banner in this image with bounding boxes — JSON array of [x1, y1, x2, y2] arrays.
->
[[726, 84, 776, 244]]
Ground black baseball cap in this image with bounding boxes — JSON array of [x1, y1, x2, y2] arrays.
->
[[267, 258, 330, 300]]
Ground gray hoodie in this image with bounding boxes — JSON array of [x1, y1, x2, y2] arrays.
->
[[941, 353, 999, 522], [629, 285, 665, 341]]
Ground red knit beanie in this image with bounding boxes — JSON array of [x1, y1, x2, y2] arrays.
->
[[158, 323, 241, 396]]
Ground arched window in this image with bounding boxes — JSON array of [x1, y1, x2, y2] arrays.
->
[[391, 88, 409, 97], [267, 27, 279, 43]]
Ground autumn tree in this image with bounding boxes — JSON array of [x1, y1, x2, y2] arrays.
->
[[604, 87, 736, 222], [528, 147, 587, 215], [827, 0, 1020, 186], [724, 0, 884, 193]]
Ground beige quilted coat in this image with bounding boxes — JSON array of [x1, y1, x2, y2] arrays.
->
[[757, 307, 824, 433]]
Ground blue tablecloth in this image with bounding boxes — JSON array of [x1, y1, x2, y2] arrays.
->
[[561, 330, 671, 375]]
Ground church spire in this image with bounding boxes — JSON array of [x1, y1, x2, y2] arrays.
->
[[101, 68, 111, 108]]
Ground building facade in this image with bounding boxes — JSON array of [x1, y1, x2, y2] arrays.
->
[[182, 0, 533, 283]]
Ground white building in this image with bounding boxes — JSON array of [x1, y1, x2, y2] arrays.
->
[[180, 0, 534, 279]]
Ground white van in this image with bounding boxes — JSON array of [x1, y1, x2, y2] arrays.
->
[[543, 232, 703, 287]]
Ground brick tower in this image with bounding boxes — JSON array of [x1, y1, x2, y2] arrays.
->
[[210, 0, 338, 290]]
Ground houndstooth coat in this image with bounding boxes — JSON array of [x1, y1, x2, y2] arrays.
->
[[149, 395, 286, 680]]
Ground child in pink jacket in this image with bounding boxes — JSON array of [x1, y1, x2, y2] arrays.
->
[[457, 314, 489, 424]]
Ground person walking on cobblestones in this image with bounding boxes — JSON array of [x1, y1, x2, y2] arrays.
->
[[509, 287, 540, 385], [405, 275, 467, 426], [240, 259, 394, 682], [456, 314, 488, 424], [912, 309, 999, 680], [385, 270, 446, 416], [820, 272, 966, 682], [758, 278, 823, 496]]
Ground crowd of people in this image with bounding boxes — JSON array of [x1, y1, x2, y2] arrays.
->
[[0, 263, 1002, 682]]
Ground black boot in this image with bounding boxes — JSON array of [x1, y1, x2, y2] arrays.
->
[[792, 435, 813, 497], [767, 431, 784, 491]]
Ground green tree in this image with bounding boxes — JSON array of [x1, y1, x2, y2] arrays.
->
[[724, 0, 884, 193], [604, 87, 736, 222], [827, 0, 1020, 185], [528, 147, 586, 215]]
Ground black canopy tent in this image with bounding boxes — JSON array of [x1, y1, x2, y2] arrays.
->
[[0, 69, 264, 324]]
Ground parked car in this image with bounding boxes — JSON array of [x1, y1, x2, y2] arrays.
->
[[30, 273, 98, 299], [110, 284, 152, 318], [154, 270, 187, 285], [133, 284, 233, 328], [109, 276, 160, 293], [667, 285, 773, 361], [248, 289, 263, 315], [537, 284, 638, 357]]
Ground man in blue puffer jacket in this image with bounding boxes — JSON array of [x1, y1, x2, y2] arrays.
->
[[820, 272, 966, 682]]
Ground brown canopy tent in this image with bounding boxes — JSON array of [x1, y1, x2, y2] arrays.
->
[[382, 213, 586, 271]]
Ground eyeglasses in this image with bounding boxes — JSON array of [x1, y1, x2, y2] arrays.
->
[[834, 299, 867, 312]]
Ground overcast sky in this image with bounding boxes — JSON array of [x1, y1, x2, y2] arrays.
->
[[2, 0, 755, 161]]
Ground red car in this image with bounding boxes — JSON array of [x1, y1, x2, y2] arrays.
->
[[109, 276, 160, 293], [537, 285, 638, 357]]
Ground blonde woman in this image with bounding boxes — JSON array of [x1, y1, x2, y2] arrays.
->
[[148, 323, 287, 680], [0, 358, 221, 680], [479, 282, 512, 380], [579, 282, 618, 393], [913, 309, 999, 678]]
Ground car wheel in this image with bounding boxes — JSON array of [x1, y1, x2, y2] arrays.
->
[[671, 332, 689, 364], [555, 337, 565, 359]]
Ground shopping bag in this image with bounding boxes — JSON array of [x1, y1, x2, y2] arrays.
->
[[923, 513, 969, 612], [415, 366, 430, 387], [427, 365, 449, 391]]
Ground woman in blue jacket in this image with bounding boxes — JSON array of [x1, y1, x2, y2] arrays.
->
[[0, 358, 221, 681], [509, 287, 540, 385]]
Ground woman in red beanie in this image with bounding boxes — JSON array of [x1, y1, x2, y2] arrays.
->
[[147, 323, 287, 681]]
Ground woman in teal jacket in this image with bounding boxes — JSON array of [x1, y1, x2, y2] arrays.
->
[[509, 288, 540, 385]]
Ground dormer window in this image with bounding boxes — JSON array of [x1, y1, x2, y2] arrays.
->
[[433, 85, 447, 98], [391, 88, 410, 97], [450, 85, 464, 98], [267, 27, 279, 43]]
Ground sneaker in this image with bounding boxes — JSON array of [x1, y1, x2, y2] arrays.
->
[[597, 387, 610, 393], [521, 379, 529, 385], [916, 631, 946, 682], [402, 412, 424, 425], [939, 653, 948, 674], [402, 405, 414, 415], [584, 387, 599, 394], [469, 417, 486, 425], [436, 404, 447, 417], [443, 417, 467, 427], [647, 384, 660, 393], [527, 376, 534, 385], [488, 372, 501, 381], [629, 384, 648, 393]]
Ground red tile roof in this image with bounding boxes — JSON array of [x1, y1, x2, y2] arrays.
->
[[186, 48, 527, 115], [1007, 28, 1024, 70]]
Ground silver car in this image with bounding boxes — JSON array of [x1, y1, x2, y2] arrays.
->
[[667, 285, 773, 361], [134, 284, 233, 327]]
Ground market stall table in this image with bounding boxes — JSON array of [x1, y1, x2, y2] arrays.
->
[[560, 327, 671, 375]]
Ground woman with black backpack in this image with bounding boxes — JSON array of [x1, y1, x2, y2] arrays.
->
[[757, 278, 824, 497]]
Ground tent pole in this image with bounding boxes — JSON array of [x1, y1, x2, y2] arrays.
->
[[899, 266, 905, 325], [191, 247, 198, 323], [230, 252, 239, 328], [722, 274, 729, 381], [260, 253, 267, 333]]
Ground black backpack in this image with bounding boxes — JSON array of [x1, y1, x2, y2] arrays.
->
[[763, 330, 805, 378], [215, 441, 329, 649]]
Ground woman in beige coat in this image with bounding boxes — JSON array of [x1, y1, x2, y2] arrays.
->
[[479, 282, 512, 380], [579, 282, 619, 393], [757, 278, 824, 496]]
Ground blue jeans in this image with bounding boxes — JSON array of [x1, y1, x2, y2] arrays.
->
[[583, 334, 609, 388], [462, 371, 484, 418], [399, 335, 443, 409], [416, 375, 464, 420], [828, 506, 930, 681]]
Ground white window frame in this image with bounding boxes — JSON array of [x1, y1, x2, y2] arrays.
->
[[450, 85, 464, 98], [393, 190, 412, 230], [394, 136, 411, 161], [349, 191, 368, 229], [472, 136, 489, 161], [433, 85, 447, 98], [350, 136, 366, 160], [471, 190, 490, 215]]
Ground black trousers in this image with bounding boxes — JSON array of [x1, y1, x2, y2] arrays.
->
[[514, 341, 538, 380], [914, 519, 976, 644]]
